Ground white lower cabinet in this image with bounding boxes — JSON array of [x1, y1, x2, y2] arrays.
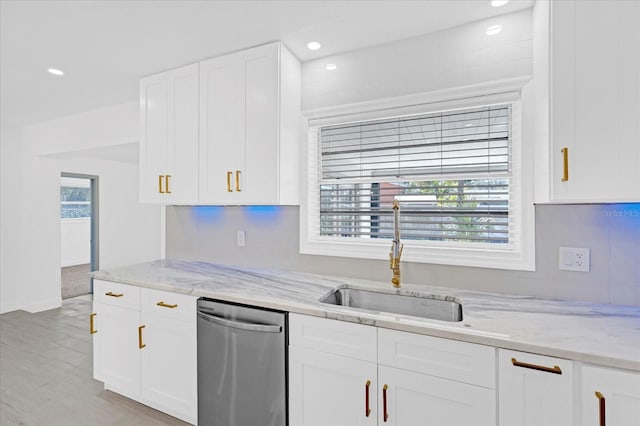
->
[[289, 346, 377, 426], [91, 280, 197, 424], [498, 349, 574, 426], [288, 314, 496, 426], [379, 365, 494, 426], [92, 302, 141, 400], [580, 365, 640, 426]]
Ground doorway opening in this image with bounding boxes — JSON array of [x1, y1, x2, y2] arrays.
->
[[60, 173, 99, 298]]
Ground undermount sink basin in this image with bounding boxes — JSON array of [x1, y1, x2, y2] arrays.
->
[[319, 286, 463, 322]]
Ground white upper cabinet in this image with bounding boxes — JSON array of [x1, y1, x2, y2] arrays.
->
[[537, 0, 640, 202], [139, 64, 199, 204], [199, 42, 301, 205]]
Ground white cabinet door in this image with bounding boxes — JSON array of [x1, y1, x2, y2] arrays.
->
[[140, 312, 197, 424], [235, 43, 279, 204], [93, 302, 141, 401], [199, 51, 243, 202], [581, 365, 640, 426], [378, 365, 495, 426], [289, 345, 377, 426], [498, 349, 574, 426], [199, 41, 300, 205], [139, 63, 199, 204], [551, 0, 640, 202]]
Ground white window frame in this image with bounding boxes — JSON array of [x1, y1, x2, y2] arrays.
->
[[300, 78, 535, 271]]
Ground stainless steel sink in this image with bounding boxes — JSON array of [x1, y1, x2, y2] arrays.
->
[[319, 286, 463, 322]]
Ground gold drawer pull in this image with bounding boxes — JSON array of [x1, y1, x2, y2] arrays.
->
[[365, 380, 371, 417], [227, 171, 233, 192], [158, 175, 165, 193], [156, 301, 178, 309], [235, 170, 241, 192], [595, 391, 605, 426], [561, 147, 569, 182], [89, 313, 97, 334], [165, 174, 171, 194], [383, 384, 389, 422], [105, 292, 123, 298], [138, 325, 146, 349], [511, 357, 562, 374]]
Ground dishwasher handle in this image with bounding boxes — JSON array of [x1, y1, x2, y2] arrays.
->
[[197, 310, 283, 333]]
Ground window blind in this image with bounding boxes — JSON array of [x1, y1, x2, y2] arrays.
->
[[318, 105, 511, 244]]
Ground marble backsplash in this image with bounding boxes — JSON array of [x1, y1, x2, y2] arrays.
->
[[166, 204, 640, 306]]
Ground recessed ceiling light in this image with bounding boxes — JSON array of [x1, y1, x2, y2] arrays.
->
[[307, 41, 322, 51], [486, 25, 502, 35], [490, 0, 509, 7], [47, 68, 64, 76], [325, 63, 337, 71]]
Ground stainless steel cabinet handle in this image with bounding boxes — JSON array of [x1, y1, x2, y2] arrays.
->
[[197, 311, 282, 333]]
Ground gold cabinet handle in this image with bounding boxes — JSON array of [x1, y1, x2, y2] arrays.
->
[[156, 301, 178, 309], [561, 147, 569, 182], [138, 325, 146, 349], [235, 170, 241, 192], [595, 391, 606, 426], [382, 384, 389, 422], [105, 291, 123, 298], [227, 171, 233, 192], [89, 313, 97, 334], [365, 380, 372, 417], [158, 175, 165, 193], [165, 174, 171, 194], [511, 357, 562, 375]]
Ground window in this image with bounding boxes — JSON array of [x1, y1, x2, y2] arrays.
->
[[301, 89, 535, 270], [61, 186, 91, 218], [320, 106, 510, 244]]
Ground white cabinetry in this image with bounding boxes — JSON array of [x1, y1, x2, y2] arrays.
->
[[289, 314, 495, 426], [539, 0, 640, 202], [199, 42, 301, 205], [139, 64, 199, 204], [91, 280, 197, 424], [289, 314, 377, 426], [580, 365, 640, 426], [498, 349, 574, 426]]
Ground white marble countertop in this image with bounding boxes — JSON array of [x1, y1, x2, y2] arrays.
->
[[92, 259, 640, 372]]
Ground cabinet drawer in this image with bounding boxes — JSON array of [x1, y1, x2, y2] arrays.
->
[[500, 349, 573, 379], [94, 280, 140, 310], [141, 288, 196, 323], [378, 328, 495, 388], [289, 314, 377, 363]]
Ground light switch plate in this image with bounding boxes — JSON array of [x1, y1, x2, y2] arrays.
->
[[237, 230, 246, 247], [559, 247, 590, 272]]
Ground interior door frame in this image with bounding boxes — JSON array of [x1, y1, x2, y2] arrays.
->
[[61, 172, 99, 293]]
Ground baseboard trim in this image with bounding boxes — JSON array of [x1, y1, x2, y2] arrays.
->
[[0, 299, 24, 314]]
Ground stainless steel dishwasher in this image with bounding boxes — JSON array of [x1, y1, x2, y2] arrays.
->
[[197, 298, 287, 426]]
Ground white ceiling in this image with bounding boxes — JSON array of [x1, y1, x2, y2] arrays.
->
[[0, 0, 533, 129]]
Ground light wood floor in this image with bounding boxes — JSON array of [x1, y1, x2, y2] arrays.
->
[[61, 264, 91, 299], [0, 295, 189, 426]]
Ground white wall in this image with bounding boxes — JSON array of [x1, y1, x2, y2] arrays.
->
[[61, 219, 91, 267], [302, 8, 532, 111], [0, 126, 25, 313], [0, 101, 161, 313]]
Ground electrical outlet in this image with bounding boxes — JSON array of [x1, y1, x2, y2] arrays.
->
[[237, 230, 246, 247], [559, 247, 590, 272]]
